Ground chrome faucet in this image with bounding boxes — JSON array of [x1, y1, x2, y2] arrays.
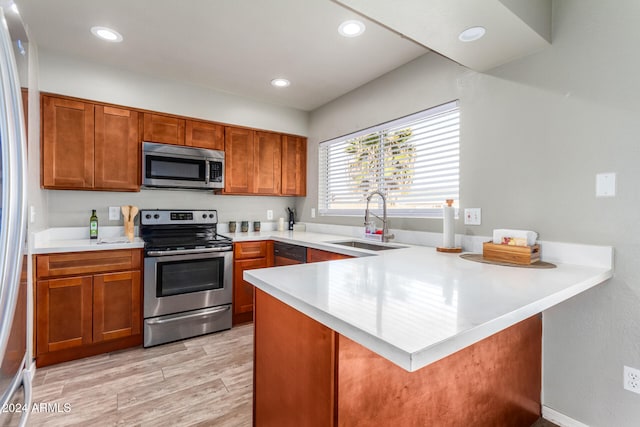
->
[[364, 191, 394, 243]]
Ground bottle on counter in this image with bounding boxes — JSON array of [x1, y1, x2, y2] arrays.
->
[[89, 209, 98, 240]]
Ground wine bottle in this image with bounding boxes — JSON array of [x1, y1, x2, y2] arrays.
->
[[90, 209, 98, 239]]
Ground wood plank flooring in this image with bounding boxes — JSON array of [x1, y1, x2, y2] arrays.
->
[[26, 323, 559, 427], [28, 324, 253, 426]]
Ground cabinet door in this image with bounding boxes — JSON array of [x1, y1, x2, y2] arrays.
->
[[93, 271, 141, 342], [253, 131, 282, 195], [282, 135, 307, 196], [143, 113, 185, 145], [185, 120, 224, 150], [224, 126, 254, 193], [233, 257, 269, 321], [94, 106, 140, 191], [36, 276, 93, 355], [42, 95, 95, 189]]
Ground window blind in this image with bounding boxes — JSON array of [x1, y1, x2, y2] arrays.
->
[[318, 100, 459, 217]]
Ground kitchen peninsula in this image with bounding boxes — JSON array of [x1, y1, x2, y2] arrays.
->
[[243, 235, 613, 426]]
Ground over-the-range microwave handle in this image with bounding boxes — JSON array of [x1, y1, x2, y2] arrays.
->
[[205, 161, 210, 185]]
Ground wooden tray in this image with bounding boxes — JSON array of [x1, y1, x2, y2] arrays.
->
[[460, 253, 556, 269], [483, 242, 540, 265]]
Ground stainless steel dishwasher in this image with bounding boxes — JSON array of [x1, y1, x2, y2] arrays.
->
[[274, 242, 307, 266]]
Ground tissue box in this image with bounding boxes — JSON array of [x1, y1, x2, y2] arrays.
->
[[483, 242, 540, 265]]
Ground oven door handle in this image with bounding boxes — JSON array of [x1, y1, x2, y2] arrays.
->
[[146, 247, 232, 256], [146, 305, 231, 325]]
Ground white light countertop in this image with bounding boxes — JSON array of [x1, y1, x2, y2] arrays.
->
[[32, 227, 144, 254], [243, 231, 613, 372]]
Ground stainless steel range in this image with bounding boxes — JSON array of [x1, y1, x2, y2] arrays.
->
[[140, 209, 233, 347]]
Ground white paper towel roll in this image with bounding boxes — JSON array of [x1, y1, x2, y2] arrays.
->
[[443, 201, 455, 248]]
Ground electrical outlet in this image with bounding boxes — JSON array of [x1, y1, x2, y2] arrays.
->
[[624, 366, 640, 394], [464, 208, 481, 225], [267, 210, 273, 220], [109, 206, 120, 221], [311, 208, 316, 218]]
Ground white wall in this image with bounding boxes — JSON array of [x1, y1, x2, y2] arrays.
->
[[304, 0, 640, 425], [35, 50, 309, 228]]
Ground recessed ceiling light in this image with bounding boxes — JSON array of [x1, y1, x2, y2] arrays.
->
[[338, 20, 366, 38], [458, 26, 486, 42], [271, 78, 290, 88], [90, 26, 123, 42]]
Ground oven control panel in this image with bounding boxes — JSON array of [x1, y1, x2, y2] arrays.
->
[[140, 209, 218, 225]]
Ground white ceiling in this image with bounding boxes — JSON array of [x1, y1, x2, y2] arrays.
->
[[336, 0, 551, 71], [13, 0, 429, 111]]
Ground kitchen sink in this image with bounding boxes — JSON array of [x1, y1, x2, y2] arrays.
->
[[330, 240, 406, 251]]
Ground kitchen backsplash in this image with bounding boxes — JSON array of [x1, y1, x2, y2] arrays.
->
[[44, 188, 300, 228]]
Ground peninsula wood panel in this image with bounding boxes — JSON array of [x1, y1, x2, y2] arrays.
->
[[336, 316, 542, 426], [253, 291, 542, 426], [281, 135, 306, 196], [93, 271, 141, 343], [94, 105, 140, 191], [143, 113, 185, 145], [41, 95, 94, 189], [185, 120, 224, 150], [224, 126, 254, 193], [253, 131, 281, 195], [254, 289, 336, 427]]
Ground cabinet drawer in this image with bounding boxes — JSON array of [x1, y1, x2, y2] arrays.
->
[[234, 241, 270, 260], [36, 249, 142, 279]]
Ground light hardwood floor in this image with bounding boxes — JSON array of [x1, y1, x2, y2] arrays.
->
[[29, 324, 253, 426], [26, 323, 559, 427]]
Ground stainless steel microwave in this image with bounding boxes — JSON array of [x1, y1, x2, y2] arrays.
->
[[142, 141, 224, 190]]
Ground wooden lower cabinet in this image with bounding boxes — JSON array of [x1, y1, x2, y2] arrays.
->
[[36, 276, 93, 354], [35, 249, 142, 367], [232, 241, 273, 325], [254, 289, 542, 426], [93, 271, 141, 342], [307, 248, 353, 263]]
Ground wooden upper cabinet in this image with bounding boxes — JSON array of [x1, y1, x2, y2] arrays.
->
[[143, 113, 185, 145], [282, 135, 307, 196], [224, 126, 254, 193], [185, 120, 224, 150], [94, 106, 140, 191], [42, 95, 95, 189], [253, 131, 282, 195]]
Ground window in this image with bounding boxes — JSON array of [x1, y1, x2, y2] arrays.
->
[[318, 101, 459, 217]]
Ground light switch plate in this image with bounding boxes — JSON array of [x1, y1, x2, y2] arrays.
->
[[109, 206, 120, 220], [596, 172, 616, 197], [464, 208, 481, 225]]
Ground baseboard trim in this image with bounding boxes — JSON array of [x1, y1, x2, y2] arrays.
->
[[542, 406, 589, 427]]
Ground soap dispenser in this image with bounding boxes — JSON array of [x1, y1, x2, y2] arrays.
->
[[287, 207, 295, 230]]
